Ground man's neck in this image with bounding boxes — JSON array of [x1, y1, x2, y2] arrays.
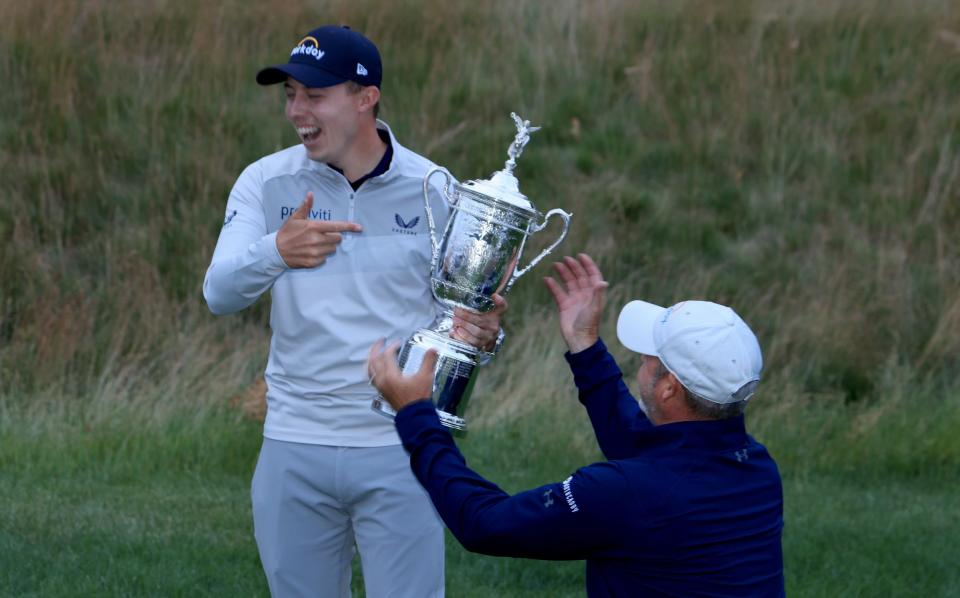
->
[[332, 123, 388, 183], [648, 399, 712, 426]]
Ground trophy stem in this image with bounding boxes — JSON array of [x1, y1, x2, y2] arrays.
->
[[429, 311, 456, 336]]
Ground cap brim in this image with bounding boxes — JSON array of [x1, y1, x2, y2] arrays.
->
[[617, 300, 665, 356], [256, 63, 347, 88]]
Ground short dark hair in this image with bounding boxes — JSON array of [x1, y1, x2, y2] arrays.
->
[[653, 361, 747, 420], [682, 387, 747, 419], [346, 81, 380, 118]]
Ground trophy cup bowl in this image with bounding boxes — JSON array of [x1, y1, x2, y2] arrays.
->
[[372, 113, 572, 431]]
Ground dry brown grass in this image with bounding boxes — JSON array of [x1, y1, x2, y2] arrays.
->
[[1, 0, 958, 430]]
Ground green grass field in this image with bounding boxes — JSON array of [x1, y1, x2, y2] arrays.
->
[[2, 0, 959, 595]]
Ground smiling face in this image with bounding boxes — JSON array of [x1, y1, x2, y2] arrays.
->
[[284, 78, 368, 166]]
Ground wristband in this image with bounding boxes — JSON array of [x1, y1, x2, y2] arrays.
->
[[477, 328, 506, 366]]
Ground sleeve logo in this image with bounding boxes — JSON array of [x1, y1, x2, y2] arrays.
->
[[562, 476, 580, 513], [542, 489, 555, 508]]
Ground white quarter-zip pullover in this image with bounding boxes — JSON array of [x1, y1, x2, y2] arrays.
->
[[204, 121, 450, 446]]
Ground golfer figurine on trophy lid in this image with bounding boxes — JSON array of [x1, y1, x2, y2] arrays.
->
[[372, 113, 572, 431]]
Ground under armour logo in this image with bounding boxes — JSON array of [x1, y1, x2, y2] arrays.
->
[[735, 449, 749, 462], [542, 489, 555, 508], [357, 63, 368, 76], [395, 214, 419, 229]]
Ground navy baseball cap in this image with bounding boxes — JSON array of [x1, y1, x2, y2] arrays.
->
[[256, 25, 382, 89]]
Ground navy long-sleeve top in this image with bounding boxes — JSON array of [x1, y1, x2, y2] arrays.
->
[[395, 339, 785, 597]]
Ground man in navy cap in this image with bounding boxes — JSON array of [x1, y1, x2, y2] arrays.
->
[[369, 254, 784, 597], [204, 25, 505, 597]]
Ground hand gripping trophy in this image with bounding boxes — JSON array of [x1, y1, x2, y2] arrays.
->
[[372, 113, 572, 430]]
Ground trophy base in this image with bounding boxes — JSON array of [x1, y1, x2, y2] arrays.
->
[[371, 327, 479, 432], [371, 398, 467, 432]]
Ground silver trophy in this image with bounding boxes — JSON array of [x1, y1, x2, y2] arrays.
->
[[372, 113, 572, 430]]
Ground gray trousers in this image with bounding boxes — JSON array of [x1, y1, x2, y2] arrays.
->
[[252, 438, 445, 598]]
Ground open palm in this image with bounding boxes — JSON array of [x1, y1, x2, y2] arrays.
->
[[543, 254, 608, 353]]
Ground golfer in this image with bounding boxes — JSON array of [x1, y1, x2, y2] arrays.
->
[[204, 24, 503, 597]]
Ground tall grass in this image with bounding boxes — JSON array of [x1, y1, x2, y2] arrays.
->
[[1, 0, 959, 595], [2, 0, 958, 408]]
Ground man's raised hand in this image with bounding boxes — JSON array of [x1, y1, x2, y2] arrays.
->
[[543, 253, 609, 353], [276, 192, 363, 268]]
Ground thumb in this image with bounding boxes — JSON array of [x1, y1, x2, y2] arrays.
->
[[291, 192, 314, 220], [416, 349, 439, 383]]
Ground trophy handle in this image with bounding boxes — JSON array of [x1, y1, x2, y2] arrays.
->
[[507, 208, 572, 290], [423, 167, 454, 269]]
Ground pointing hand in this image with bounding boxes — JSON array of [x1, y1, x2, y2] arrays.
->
[[277, 192, 363, 268]]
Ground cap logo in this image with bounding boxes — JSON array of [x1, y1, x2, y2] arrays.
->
[[661, 301, 686, 323], [291, 36, 325, 61], [356, 63, 368, 76]]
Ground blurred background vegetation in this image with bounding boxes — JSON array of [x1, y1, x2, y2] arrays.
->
[[1, 0, 958, 595]]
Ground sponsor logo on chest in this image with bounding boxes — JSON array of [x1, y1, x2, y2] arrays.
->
[[392, 213, 421, 235], [280, 206, 333, 221]]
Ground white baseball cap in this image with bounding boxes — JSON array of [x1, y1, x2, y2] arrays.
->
[[616, 300, 763, 404]]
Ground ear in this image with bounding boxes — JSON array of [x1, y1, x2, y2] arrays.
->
[[358, 85, 380, 114], [656, 372, 683, 405]]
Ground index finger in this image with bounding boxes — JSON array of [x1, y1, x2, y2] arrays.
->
[[543, 275, 568, 304], [311, 220, 364, 233], [376, 341, 403, 378], [384, 340, 402, 362]]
